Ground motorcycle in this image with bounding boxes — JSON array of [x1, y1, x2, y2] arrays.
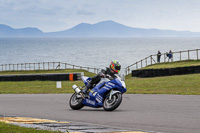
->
[[69, 74, 127, 111]]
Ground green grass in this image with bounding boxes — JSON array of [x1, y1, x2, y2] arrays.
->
[[125, 73, 200, 95], [125, 60, 200, 95], [0, 69, 95, 94], [143, 60, 200, 69], [0, 69, 96, 77], [0, 122, 62, 133], [1, 73, 200, 95], [0, 80, 83, 94], [0, 62, 200, 95]]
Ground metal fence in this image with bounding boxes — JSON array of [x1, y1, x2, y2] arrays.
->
[[1, 49, 199, 75], [0, 62, 101, 74], [125, 49, 200, 75]]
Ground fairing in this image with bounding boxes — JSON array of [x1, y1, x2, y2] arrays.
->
[[82, 76, 127, 107]]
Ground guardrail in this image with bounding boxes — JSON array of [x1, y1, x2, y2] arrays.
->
[[132, 66, 200, 78], [125, 49, 200, 75], [0, 73, 82, 81], [0, 62, 101, 74]]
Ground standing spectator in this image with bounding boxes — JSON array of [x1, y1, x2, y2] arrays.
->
[[168, 50, 173, 62], [157, 51, 161, 63]]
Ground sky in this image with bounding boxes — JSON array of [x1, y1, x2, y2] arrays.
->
[[1, 0, 200, 32]]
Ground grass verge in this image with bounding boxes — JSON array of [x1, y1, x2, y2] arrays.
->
[[0, 69, 95, 94], [0, 73, 200, 95], [0, 69, 96, 77], [0, 63, 200, 95], [0, 122, 61, 133], [125, 73, 200, 95], [142, 60, 200, 69]]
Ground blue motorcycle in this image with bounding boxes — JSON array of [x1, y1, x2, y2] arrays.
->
[[69, 74, 127, 111]]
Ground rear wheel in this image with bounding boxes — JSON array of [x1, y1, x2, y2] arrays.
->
[[69, 93, 84, 110], [103, 93, 122, 111]]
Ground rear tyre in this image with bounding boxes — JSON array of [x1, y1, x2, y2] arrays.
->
[[69, 93, 84, 110], [103, 93, 122, 111]]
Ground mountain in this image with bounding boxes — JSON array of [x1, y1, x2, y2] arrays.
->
[[46, 20, 200, 37], [1, 21, 200, 37], [0, 24, 43, 37]]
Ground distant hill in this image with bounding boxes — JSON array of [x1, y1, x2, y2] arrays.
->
[[1, 21, 200, 37], [0, 24, 43, 37]]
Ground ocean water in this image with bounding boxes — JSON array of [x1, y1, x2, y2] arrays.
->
[[0, 37, 200, 73]]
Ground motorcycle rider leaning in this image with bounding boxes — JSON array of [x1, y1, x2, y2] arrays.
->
[[82, 60, 121, 94]]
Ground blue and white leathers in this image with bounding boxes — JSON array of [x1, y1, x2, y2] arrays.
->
[[81, 75, 127, 108]]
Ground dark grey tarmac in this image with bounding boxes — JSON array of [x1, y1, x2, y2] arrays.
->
[[0, 94, 199, 133]]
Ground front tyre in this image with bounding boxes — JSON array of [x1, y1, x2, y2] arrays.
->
[[103, 93, 122, 111], [69, 93, 84, 110]]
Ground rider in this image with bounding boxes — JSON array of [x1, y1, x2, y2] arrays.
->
[[82, 60, 121, 93]]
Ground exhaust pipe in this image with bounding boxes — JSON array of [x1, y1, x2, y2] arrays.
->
[[72, 85, 81, 94]]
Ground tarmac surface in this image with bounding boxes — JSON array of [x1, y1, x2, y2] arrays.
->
[[0, 94, 200, 133]]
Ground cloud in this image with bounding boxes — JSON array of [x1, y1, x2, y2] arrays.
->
[[1, 0, 200, 32], [77, 10, 95, 16]]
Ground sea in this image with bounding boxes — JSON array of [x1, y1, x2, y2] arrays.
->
[[0, 37, 200, 73]]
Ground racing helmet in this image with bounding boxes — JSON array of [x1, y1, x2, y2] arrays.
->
[[110, 60, 121, 74]]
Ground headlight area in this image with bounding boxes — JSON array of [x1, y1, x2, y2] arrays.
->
[[121, 81, 126, 88]]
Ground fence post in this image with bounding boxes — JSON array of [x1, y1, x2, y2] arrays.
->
[[145, 58, 147, 67], [97, 69, 99, 74], [150, 55, 152, 65], [55, 62, 60, 70], [47, 62, 49, 70], [164, 53, 166, 62], [197, 49, 199, 60], [136, 62, 138, 69], [129, 67, 131, 74], [180, 51, 181, 61], [43, 62, 45, 70], [188, 50, 190, 60]]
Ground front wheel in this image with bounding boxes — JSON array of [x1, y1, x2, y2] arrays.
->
[[69, 93, 84, 110], [103, 93, 122, 111]]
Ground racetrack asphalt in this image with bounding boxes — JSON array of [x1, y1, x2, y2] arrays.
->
[[0, 94, 199, 133]]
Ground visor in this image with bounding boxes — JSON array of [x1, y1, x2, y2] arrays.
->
[[115, 65, 121, 70]]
